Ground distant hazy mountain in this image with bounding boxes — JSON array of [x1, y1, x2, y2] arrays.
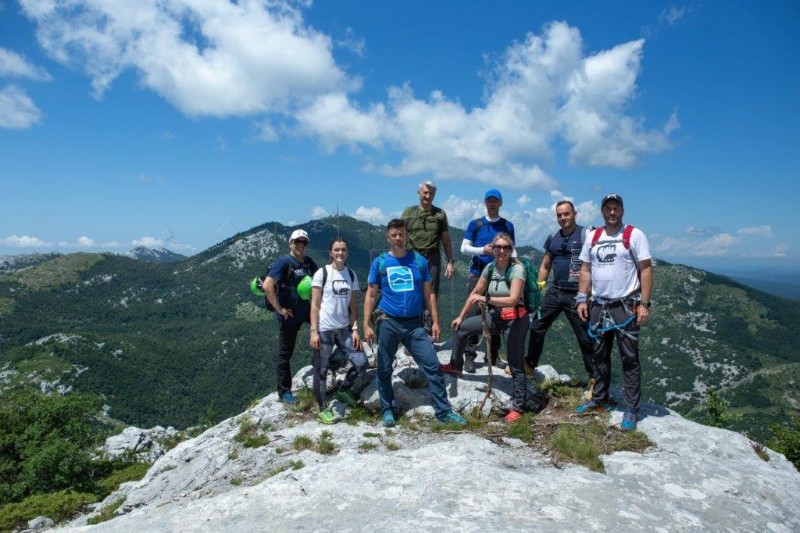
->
[[126, 247, 188, 264], [0, 252, 62, 275], [0, 216, 797, 440]]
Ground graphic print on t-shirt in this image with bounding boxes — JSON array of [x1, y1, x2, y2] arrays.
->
[[332, 279, 350, 297], [568, 248, 582, 282], [596, 241, 619, 264], [386, 266, 414, 292]]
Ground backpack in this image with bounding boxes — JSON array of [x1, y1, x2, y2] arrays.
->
[[545, 225, 592, 254], [486, 258, 541, 313], [589, 225, 640, 279], [320, 264, 356, 291], [473, 216, 512, 237], [262, 255, 317, 312]]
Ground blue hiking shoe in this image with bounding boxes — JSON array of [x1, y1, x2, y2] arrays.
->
[[620, 409, 639, 431], [437, 411, 468, 426], [575, 399, 611, 415], [281, 391, 298, 405], [382, 411, 396, 428]]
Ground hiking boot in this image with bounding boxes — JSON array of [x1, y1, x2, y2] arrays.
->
[[620, 409, 639, 431], [583, 378, 596, 402], [382, 411, 396, 428], [503, 409, 524, 423], [280, 391, 299, 405], [575, 399, 611, 415], [490, 357, 507, 370], [317, 409, 336, 425], [440, 363, 462, 378], [464, 355, 477, 374], [524, 361, 536, 377], [437, 411, 467, 426], [335, 389, 358, 407]]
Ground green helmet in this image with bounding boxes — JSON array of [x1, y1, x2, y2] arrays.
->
[[250, 275, 266, 296], [297, 275, 313, 301]]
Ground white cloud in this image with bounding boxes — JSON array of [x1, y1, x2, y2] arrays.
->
[[0, 48, 52, 80], [738, 225, 772, 238], [20, 0, 352, 117], [656, 233, 739, 257], [298, 22, 674, 188], [0, 85, 42, 128], [517, 194, 530, 206], [337, 28, 365, 58], [440, 195, 484, 229], [132, 236, 164, 247], [685, 226, 721, 237], [660, 7, 687, 26], [352, 206, 390, 224], [310, 205, 329, 218], [76, 236, 96, 247], [742, 243, 788, 258], [1, 234, 48, 247]]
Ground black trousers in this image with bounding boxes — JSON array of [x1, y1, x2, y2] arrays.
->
[[588, 300, 642, 411], [463, 275, 500, 361], [276, 316, 307, 395], [527, 286, 595, 379]]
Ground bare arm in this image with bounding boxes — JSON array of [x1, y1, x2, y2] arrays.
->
[[576, 262, 592, 322], [309, 286, 321, 349], [636, 259, 653, 325], [442, 230, 455, 280], [264, 276, 292, 319], [363, 284, 379, 343], [538, 251, 553, 283]]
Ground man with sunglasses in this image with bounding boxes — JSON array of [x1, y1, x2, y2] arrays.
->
[[527, 200, 596, 389], [263, 229, 319, 405], [459, 188, 515, 372]]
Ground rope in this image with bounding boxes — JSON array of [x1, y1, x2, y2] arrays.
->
[[476, 301, 493, 416]]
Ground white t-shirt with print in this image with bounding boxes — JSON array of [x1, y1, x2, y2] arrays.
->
[[579, 226, 651, 300], [311, 265, 360, 331]]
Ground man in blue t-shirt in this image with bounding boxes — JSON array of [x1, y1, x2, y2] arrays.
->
[[363, 219, 466, 428], [527, 200, 595, 385], [263, 229, 319, 405], [459, 188, 515, 372]]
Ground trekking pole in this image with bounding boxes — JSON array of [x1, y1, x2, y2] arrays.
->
[[476, 301, 493, 416]]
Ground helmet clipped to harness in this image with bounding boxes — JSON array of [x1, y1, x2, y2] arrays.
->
[[250, 275, 266, 296], [297, 275, 313, 301]]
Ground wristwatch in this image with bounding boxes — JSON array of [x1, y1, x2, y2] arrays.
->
[[640, 300, 651, 308]]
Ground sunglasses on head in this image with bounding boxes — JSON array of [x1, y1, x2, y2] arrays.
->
[[493, 244, 512, 251]]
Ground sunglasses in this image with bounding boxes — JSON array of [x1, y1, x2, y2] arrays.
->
[[492, 245, 512, 251], [293, 240, 309, 246]]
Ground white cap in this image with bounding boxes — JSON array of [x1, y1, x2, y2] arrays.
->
[[289, 229, 309, 242]]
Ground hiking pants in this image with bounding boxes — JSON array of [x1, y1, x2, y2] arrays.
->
[[276, 316, 306, 396], [451, 310, 530, 412], [312, 327, 368, 409], [462, 275, 500, 362], [527, 286, 596, 379], [588, 301, 642, 411], [376, 316, 452, 418]]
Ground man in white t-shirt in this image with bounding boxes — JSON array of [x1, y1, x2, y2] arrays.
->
[[574, 194, 653, 432]]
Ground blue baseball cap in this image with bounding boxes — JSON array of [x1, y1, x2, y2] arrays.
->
[[485, 189, 503, 201]]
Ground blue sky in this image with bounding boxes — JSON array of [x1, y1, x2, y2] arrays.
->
[[1, 0, 798, 271]]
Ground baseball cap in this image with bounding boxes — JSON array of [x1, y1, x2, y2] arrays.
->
[[289, 229, 309, 242], [601, 194, 623, 208], [485, 189, 503, 201]]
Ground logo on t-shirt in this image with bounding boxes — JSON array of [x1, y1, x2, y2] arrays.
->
[[596, 243, 617, 263], [331, 279, 350, 297], [386, 266, 414, 292]]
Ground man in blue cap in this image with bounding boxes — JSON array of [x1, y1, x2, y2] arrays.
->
[[445, 189, 515, 373]]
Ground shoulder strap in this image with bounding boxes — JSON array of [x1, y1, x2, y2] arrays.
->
[[590, 227, 604, 248], [622, 225, 635, 250], [347, 267, 355, 282], [474, 217, 483, 232], [321, 264, 329, 289]]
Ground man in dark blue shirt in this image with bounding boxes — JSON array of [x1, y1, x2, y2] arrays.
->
[[527, 201, 595, 387], [264, 229, 318, 405]]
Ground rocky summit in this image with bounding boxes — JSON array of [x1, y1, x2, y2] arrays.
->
[[61, 347, 799, 532]]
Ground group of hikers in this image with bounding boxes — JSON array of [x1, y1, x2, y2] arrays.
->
[[258, 180, 652, 432]]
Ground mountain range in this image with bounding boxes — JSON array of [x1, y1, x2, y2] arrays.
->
[[1, 215, 798, 440]]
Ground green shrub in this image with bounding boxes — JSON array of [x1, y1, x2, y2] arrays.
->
[[706, 390, 741, 429], [96, 462, 151, 494], [0, 490, 95, 532], [769, 418, 800, 470], [86, 498, 125, 525]]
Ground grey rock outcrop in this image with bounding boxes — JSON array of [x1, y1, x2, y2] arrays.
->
[[62, 348, 799, 531], [101, 426, 179, 463]]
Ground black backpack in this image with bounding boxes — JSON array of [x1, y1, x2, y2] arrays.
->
[[262, 255, 317, 312]]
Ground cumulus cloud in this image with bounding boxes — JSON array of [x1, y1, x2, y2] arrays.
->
[[0, 85, 42, 128], [656, 233, 739, 257], [517, 194, 530, 206], [132, 236, 164, 247], [352, 206, 391, 224], [19, 0, 352, 116], [738, 225, 772, 237], [76, 236, 96, 247], [685, 226, 721, 237], [310, 205, 329, 218], [1, 234, 48, 247], [0, 48, 52, 80]]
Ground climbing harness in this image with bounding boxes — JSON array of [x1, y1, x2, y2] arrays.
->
[[587, 299, 639, 344]]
